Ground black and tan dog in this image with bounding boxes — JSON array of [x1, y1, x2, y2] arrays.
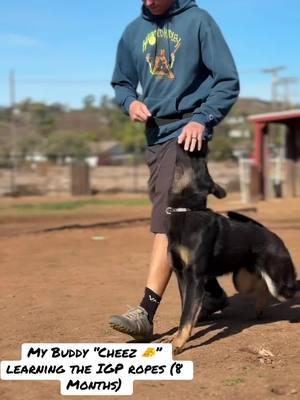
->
[[165, 149, 299, 354]]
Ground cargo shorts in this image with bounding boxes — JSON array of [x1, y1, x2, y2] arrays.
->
[[145, 139, 208, 233]]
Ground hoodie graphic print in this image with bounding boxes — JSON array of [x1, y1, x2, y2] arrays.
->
[[143, 27, 181, 80], [112, 0, 240, 145]]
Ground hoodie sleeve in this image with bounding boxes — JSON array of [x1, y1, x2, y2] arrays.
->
[[191, 12, 240, 130], [111, 33, 139, 114]]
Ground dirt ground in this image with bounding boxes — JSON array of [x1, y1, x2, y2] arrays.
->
[[0, 196, 299, 400]]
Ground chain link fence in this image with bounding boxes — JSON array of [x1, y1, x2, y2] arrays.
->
[[0, 157, 150, 196], [0, 156, 242, 197]]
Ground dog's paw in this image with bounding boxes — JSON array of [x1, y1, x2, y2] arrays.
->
[[173, 345, 184, 355], [158, 333, 176, 343], [157, 334, 185, 354], [172, 336, 185, 356], [172, 335, 186, 355], [157, 331, 188, 354]]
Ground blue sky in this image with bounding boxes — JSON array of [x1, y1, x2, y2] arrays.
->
[[0, 0, 299, 108]]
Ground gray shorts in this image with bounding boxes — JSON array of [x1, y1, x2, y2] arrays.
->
[[145, 140, 208, 233]]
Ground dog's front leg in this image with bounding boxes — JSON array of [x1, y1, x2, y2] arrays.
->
[[159, 266, 185, 344], [175, 269, 185, 312], [172, 273, 205, 354]]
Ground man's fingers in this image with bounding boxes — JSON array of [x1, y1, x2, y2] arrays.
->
[[134, 104, 151, 121], [177, 131, 186, 144], [184, 133, 192, 151], [179, 132, 203, 152], [178, 122, 205, 151], [137, 110, 149, 121], [189, 135, 197, 152], [129, 101, 151, 122], [197, 138, 202, 151], [140, 103, 152, 118], [178, 129, 196, 151], [132, 109, 150, 122], [131, 114, 143, 122]]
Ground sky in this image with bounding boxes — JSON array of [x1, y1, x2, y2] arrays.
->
[[0, 0, 299, 108]]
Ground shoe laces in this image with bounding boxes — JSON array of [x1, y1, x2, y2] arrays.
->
[[125, 305, 146, 320]]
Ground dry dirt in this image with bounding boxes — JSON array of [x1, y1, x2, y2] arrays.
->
[[0, 196, 299, 400]]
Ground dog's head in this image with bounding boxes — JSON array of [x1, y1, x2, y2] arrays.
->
[[169, 151, 226, 210], [261, 253, 299, 302]]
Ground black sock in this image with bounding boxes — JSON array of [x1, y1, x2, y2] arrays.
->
[[140, 287, 161, 323]]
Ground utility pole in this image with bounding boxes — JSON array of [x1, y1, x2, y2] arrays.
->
[[276, 77, 298, 109], [9, 70, 17, 194], [261, 66, 286, 199], [262, 66, 286, 110]]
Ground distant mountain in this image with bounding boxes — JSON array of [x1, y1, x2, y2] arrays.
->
[[230, 97, 300, 117], [0, 96, 298, 122], [230, 97, 272, 117]]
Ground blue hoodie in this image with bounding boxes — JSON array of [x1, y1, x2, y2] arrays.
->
[[111, 0, 240, 145]]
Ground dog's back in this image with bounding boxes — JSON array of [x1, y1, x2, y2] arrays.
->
[[169, 209, 298, 302], [226, 212, 297, 301]]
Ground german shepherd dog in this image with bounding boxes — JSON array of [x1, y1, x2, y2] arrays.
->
[[165, 149, 299, 354]]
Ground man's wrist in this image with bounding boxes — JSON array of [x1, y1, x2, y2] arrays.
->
[[187, 121, 205, 131], [124, 96, 137, 114], [191, 112, 215, 128]]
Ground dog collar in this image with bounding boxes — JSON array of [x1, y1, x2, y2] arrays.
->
[[166, 207, 191, 215]]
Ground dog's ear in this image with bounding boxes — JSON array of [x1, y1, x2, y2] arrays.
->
[[211, 183, 227, 199]]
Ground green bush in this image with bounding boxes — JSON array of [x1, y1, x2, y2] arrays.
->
[[209, 135, 234, 161], [44, 131, 90, 160]]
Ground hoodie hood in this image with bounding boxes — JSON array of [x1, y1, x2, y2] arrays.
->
[[112, 3, 240, 146], [142, 0, 197, 20]]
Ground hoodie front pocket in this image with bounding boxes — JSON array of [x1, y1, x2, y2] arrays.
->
[[143, 96, 178, 116]]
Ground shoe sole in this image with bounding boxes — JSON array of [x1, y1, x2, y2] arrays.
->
[[109, 321, 152, 341]]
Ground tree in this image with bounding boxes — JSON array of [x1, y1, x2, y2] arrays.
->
[[112, 120, 146, 153], [45, 131, 90, 161], [0, 122, 11, 165], [209, 135, 234, 161], [17, 133, 43, 159], [18, 100, 56, 136], [100, 95, 115, 109], [48, 102, 66, 113], [82, 95, 96, 110]]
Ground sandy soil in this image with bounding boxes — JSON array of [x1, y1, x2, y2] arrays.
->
[[0, 197, 299, 400]]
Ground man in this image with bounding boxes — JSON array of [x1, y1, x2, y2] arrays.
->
[[109, 0, 239, 340]]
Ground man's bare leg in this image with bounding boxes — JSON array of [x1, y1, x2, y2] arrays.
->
[[146, 233, 172, 296], [109, 233, 171, 339]]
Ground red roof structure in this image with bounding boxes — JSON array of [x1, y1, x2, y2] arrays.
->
[[249, 109, 300, 123]]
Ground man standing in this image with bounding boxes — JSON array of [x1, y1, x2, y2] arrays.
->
[[109, 0, 239, 340]]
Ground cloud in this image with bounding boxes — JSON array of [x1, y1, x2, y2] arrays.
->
[[0, 33, 44, 48]]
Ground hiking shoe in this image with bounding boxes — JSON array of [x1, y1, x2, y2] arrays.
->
[[109, 306, 153, 341], [198, 290, 229, 321]]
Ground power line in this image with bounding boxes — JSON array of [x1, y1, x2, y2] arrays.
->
[[0, 78, 110, 86], [239, 68, 266, 75], [17, 79, 109, 85]]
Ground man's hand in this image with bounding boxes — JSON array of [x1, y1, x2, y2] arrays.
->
[[177, 122, 205, 152], [129, 100, 152, 122]]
